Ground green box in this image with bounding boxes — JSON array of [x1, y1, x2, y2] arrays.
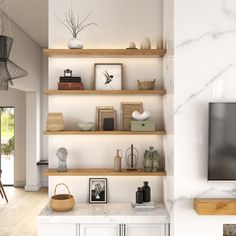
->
[[131, 120, 155, 132]]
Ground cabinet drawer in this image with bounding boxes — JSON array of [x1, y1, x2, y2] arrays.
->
[[38, 223, 76, 236], [125, 223, 166, 236]]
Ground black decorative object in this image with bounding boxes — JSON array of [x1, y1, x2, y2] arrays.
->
[[142, 181, 151, 202], [59, 76, 81, 83], [125, 144, 139, 171], [103, 118, 114, 131], [0, 36, 28, 90], [64, 69, 72, 77], [136, 187, 143, 204]]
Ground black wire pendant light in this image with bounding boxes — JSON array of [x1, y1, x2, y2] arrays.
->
[[0, 35, 28, 90]]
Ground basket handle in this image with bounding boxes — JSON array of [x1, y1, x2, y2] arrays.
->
[[54, 183, 71, 196]]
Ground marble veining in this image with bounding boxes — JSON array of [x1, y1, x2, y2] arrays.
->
[[174, 63, 235, 114], [38, 203, 170, 224]]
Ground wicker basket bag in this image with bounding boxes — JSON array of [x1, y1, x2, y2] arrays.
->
[[50, 183, 75, 212], [137, 79, 156, 90]]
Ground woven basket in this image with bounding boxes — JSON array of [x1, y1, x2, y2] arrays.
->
[[50, 183, 75, 212], [138, 79, 156, 90]]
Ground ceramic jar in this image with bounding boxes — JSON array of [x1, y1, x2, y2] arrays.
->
[[68, 38, 84, 49], [152, 150, 160, 172], [140, 37, 151, 49], [144, 149, 152, 172]]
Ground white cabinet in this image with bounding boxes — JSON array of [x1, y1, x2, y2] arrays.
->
[[79, 223, 168, 236], [79, 224, 120, 236], [125, 223, 167, 236], [38, 223, 76, 236]]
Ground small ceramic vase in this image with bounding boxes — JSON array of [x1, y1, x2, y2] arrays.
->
[[68, 38, 84, 49], [140, 37, 151, 49], [57, 147, 68, 172]]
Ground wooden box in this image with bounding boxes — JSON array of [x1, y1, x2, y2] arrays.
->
[[194, 198, 236, 215], [131, 121, 155, 132]]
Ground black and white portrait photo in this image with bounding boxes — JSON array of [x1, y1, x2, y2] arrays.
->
[[94, 63, 123, 90], [89, 178, 107, 204]]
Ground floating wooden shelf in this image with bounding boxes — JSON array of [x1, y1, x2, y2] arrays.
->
[[44, 89, 166, 95], [43, 168, 166, 176], [43, 49, 166, 58], [43, 130, 166, 135], [194, 198, 236, 215]]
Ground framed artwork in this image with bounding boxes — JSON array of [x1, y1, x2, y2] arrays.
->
[[89, 178, 107, 204], [99, 109, 116, 131], [94, 63, 123, 90], [121, 102, 143, 130], [96, 106, 114, 130]]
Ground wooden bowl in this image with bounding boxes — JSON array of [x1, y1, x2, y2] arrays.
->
[[138, 79, 156, 90]]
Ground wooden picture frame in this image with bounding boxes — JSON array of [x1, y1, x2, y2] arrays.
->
[[94, 63, 123, 90], [89, 178, 107, 204], [96, 106, 114, 130], [121, 102, 143, 130], [99, 109, 117, 131]]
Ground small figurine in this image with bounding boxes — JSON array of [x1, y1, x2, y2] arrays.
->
[[57, 147, 68, 172], [127, 42, 137, 49]]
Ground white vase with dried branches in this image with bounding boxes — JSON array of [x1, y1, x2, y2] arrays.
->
[[56, 7, 97, 49]]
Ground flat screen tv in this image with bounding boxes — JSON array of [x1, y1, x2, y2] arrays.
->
[[208, 103, 236, 181]]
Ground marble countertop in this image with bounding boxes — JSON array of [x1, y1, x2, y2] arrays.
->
[[38, 203, 169, 224]]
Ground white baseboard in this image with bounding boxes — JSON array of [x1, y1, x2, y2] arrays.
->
[[41, 181, 48, 188], [24, 183, 42, 191], [14, 181, 26, 188]]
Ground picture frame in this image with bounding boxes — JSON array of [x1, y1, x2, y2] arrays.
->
[[96, 106, 114, 130], [94, 63, 123, 90], [89, 178, 107, 204], [99, 109, 117, 131], [121, 102, 143, 130]]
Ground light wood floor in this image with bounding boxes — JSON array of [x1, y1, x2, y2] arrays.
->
[[0, 187, 48, 236]]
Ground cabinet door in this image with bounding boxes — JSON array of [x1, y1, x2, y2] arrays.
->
[[38, 223, 76, 236], [125, 223, 166, 236], [80, 224, 120, 236]]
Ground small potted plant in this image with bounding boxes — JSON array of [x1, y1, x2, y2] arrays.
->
[[56, 7, 97, 49]]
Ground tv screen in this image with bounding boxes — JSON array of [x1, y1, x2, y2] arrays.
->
[[208, 103, 236, 181]]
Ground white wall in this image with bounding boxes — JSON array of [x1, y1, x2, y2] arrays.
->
[[0, 88, 26, 187], [173, 0, 236, 235], [0, 7, 42, 189], [48, 0, 165, 202]]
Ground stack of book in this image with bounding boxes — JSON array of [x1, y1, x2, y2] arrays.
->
[[58, 76, 84, 90], [131, 202, 155, 209]]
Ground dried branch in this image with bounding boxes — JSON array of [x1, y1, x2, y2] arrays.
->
[[55, 5, 97, 38]]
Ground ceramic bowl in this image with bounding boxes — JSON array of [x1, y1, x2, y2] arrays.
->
[[78, 122, 95, 131]]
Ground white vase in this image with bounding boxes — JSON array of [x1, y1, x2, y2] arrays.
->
[[68, 38, 84, 49], [140, 37, 151, 49]]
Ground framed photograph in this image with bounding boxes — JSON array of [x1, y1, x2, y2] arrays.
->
[[94, 63, 123, 90], [99, 109, 117, 131], [121, 102, 143, 130], [96, 106, 114, 130], [89, 178, 107, 204]]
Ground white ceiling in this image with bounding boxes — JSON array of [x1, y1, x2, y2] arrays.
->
[[1, 0, 48, 48]]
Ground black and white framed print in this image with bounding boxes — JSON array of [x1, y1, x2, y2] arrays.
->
[[94, 63, 123, 90], [89, 178, 107, 204]]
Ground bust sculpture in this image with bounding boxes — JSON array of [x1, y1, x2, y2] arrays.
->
[[57, 147, 68, 172]]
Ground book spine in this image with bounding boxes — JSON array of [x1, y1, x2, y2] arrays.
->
[[59, 77, 81, 83], [58, 82, 84, 90]]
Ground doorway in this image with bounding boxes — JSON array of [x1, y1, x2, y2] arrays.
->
[[0, 107, 14, 186]]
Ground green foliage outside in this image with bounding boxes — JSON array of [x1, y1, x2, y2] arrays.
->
[[0, 108, 14, 158], [1, 108, 14, 138], [1, 136, 14, 157]]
